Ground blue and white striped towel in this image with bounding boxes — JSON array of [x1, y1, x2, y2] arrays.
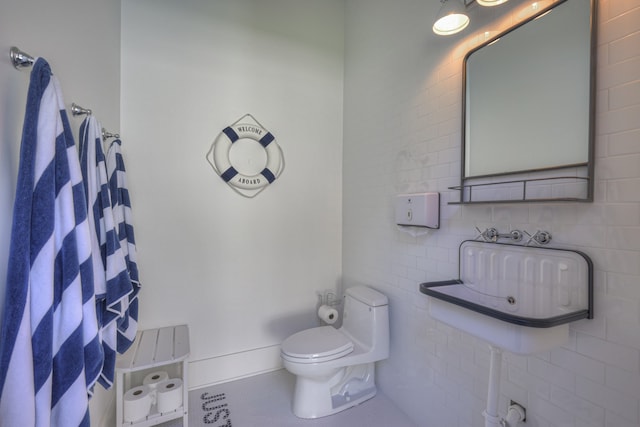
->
[[79, 116, 133, 389], [106, 139, 141, 353], [0, 58, 102, 427]]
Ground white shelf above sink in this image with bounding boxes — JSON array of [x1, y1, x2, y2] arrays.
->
[[420, 241, 593, 355]]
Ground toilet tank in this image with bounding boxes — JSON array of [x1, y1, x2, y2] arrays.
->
[[342, 286, 389, 354]]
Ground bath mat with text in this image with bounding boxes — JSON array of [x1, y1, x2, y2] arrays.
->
[[192, 390, 233, 426]]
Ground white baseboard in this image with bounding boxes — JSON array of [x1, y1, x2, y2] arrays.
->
[[189, 344, 284, 389]]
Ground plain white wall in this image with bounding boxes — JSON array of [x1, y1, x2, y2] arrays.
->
[[120, 0, 344, 388], [343, 0, 640, 426]]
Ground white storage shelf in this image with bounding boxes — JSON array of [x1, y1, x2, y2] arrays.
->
[[116, 325, 190, 427]]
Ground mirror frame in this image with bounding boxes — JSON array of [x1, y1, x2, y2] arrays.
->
[[453, 0, 598, 204]]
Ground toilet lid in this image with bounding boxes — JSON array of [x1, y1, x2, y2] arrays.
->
[[281, 326, 354, 363]]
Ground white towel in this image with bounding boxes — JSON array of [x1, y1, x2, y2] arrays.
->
[[79, 116, 132, 389], [0, 58, 101, 427]]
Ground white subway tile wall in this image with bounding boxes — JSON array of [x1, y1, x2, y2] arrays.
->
[[343, 0, 640, 426]]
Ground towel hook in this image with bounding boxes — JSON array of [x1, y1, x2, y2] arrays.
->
[[71, 103, 92, 116], [102, 128, 120, 141], [9, 46, 35, 69], [71, 104, 119, 141]]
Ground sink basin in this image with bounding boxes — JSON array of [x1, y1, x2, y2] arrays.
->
[[420, 240, 593, 354]]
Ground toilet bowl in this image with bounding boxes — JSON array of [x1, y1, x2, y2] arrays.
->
[[280, 286, 389, 419]]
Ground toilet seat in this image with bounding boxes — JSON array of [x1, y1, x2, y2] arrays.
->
[[281, 326, 354, 363]]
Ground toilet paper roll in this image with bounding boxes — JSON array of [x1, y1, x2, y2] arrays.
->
[[142, 370, 169, 389], [318, 304, 338, 324], [156, 378, 184, 414], [123, 385, 153, 422]]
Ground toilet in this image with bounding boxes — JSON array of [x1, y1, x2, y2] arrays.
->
[[280, 286, 389, 419]]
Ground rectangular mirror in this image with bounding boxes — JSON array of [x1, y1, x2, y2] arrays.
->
[[454, 0, 597, 204]]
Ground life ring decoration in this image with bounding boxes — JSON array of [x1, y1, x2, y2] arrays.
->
[[206, 114, 284, 198]]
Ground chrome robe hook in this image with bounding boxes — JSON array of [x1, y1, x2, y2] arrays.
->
[[10, 46, 35, 69]]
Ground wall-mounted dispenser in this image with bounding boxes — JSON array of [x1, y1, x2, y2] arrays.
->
[[395, 193, 440, 229]]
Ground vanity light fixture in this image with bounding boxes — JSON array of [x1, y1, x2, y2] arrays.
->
[[432, 0, 470, 36], [476, 0, 510, 6], [432, 0, 511, 36]]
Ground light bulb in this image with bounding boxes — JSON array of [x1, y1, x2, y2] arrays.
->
[[477, 0, 510, 6], [433, 13, 470, 35], [432, 0, 470, 36]]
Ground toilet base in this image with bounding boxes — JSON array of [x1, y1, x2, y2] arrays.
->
[[292, 363, 377, 419]]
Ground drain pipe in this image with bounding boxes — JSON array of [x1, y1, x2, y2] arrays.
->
[[483, 346, 503, 427], [483, 346, 526, 427]]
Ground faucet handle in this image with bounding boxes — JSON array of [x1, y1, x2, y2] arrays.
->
[[475, 227, 498, 242], [525, 230, 552, 246]]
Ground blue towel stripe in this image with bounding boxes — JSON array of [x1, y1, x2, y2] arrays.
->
[[221, 166, 239, 182], [73, 182, 89, 229], [261, 168, 277, 183], [51, 326, 84, 407], [31, 310, 53, 393], [118, 223, 136, 246], [124, 223, 136, 245], [223, 126, 239, 143], [120, 189, 131, 209], [52, 232, 82, 310], [259, 132, 275, 147], [30, 165, 56, 259]]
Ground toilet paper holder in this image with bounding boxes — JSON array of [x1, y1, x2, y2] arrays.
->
[[317, 290, 340, 308], [316, 290, 341, 325]]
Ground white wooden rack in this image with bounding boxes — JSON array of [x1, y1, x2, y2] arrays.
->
[[116, 325, 190, 427]]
